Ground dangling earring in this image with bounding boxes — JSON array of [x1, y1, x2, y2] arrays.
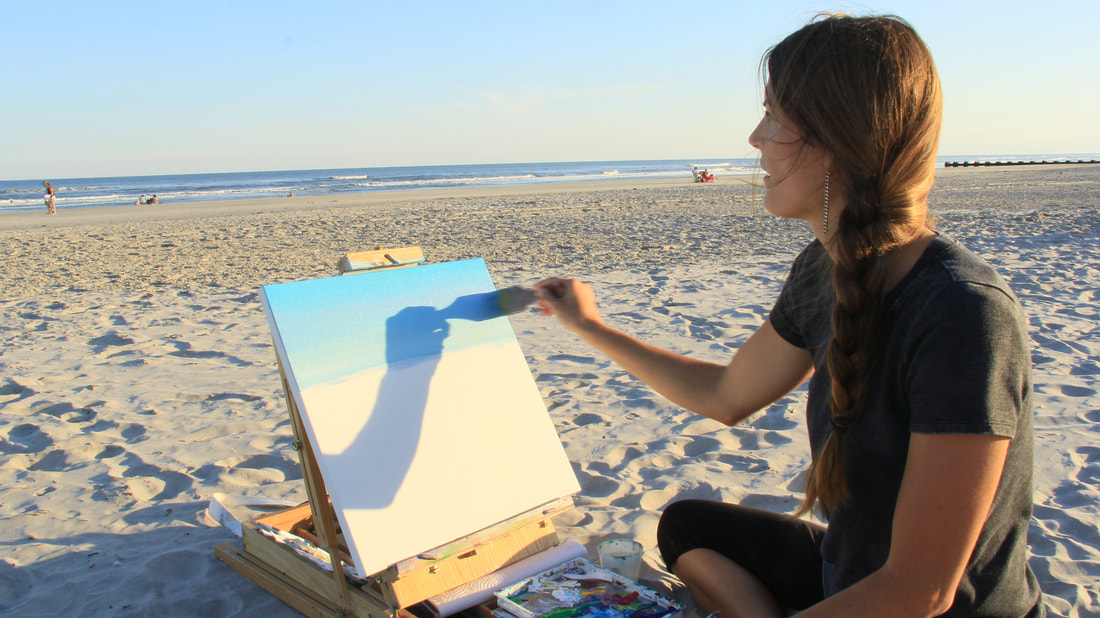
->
[[823, 170, 830, 236]]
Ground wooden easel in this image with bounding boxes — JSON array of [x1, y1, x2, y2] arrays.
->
[[215, 248, 573, 617]]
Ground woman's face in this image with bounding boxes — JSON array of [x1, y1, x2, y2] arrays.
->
[[748, 92, 831, 231]]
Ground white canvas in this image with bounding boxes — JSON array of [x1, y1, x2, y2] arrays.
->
[[260, 258, 580, 578]]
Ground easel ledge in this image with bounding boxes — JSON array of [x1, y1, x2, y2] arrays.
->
[[339, 247, 425, 274]]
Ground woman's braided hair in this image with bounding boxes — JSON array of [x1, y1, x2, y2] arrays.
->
[[765, 15, 943, 515]]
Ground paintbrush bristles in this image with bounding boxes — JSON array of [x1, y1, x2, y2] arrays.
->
[[495, 286, 538, 315]]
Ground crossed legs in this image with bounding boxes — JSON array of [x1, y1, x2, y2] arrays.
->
[[657, 499, 827, 617]]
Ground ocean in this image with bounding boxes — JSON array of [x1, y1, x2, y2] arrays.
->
[[3, 155, 1097, 213]]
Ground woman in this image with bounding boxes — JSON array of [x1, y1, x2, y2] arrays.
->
[[535, 15, 1042, 617], [43, 181, 56, 215]]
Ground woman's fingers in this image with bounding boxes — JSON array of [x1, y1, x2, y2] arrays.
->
[[533, 278, 568, 315], [533, 278, 604, 332]]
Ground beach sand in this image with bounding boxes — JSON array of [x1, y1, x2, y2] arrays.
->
[[1, 166, 1098, 615]]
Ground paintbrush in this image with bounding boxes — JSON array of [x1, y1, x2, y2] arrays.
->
[[493, 285, 539, 316], [442, 284, 563, 322], [442, 286, 538, 322], [494, 282, 567, 316]]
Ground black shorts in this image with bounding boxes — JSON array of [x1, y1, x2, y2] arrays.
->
[[656, 499, 828, 610]]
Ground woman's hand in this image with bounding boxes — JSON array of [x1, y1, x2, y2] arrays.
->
[[533, 277, 604, 335]]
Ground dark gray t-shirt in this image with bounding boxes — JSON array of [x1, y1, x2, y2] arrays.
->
[[770, 234, 1043, 616]]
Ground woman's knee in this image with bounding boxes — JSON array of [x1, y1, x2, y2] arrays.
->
[[657, 499, 713, 567]]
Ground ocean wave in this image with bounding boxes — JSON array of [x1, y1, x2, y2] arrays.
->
[[356, 173, 546, 189], [0, 159, 768, 211]]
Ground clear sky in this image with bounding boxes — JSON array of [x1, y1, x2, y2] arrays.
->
[[3, 1, 1097, 180]]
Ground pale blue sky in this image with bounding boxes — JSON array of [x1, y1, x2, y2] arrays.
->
[[3, 1, 1096, 179]]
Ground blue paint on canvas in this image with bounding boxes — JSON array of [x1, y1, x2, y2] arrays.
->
[[261, 258, 516, 390]]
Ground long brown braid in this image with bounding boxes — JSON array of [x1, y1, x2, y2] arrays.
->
[[764, 15, 943, 515]]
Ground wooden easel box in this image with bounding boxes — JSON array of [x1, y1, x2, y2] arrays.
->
[[218, 496, 571, 617]]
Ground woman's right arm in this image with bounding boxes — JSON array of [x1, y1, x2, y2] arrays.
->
[[535, 277, 814, 426]]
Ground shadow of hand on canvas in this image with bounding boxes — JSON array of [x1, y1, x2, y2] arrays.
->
[[330, 293, 505, 510], [331, 305, 449, 509]]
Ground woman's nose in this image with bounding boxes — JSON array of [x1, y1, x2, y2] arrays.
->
[[748, 118, 765, 150]]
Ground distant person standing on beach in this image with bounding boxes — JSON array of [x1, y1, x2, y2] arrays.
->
[[42, 181, 56, 215], [536, 14, 1042, 617]]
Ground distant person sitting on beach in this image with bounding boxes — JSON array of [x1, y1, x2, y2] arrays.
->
[[42, 181, 56, 215], [534, 14, 1042, 616], [694, 168, 715, 182], [146, 194, 158, 205], [692, 166, 701, 181]]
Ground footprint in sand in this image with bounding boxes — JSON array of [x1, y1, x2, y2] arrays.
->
[[96, 451, 195, 500], [87, 331, 135, 354], [95, 444, 126, 460], [750, 403, 801, 431], [639, 486, 681, 510], [574, 467, 622, 499], [1072, 446, 1100, 486], [28, 442, 125, 472], [571, 413, 605, 427], [168, 342, 255, 366], [734, 427, 794, 451], [0, 379, 36, 405], [27, 449, 72, 472], [682, 436, 724, 458], [0, 423, 53, 455], [120, 423, 147, 442], [233, 453, 303, 481], [665, 482, 724, 502], [1070, 361, 1100, 376], [246, 434, 294, 452], [714, 452, 771, 473], [205, 392, 264, 402], [739, 493, 800, 512], [1030, 503, 1100, 565], [680, 416, 728, 436], [214, 453, 302, 485], [1059, 384, 1097, 398], [1050, 479, 1097, 511], [686, 316, 734, 342], [35, 401, 99, 424], [125, 477, 168, 501]]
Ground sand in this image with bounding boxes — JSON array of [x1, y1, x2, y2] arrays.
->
[[1, 166, 1098, 615]]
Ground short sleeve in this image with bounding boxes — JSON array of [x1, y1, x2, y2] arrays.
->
[[905, 282, 1030, 436], [771, 274, 806, 349], [769, 241, 828, 350]]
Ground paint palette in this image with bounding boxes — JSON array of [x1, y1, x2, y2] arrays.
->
[[494, 558, 682, 618]]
